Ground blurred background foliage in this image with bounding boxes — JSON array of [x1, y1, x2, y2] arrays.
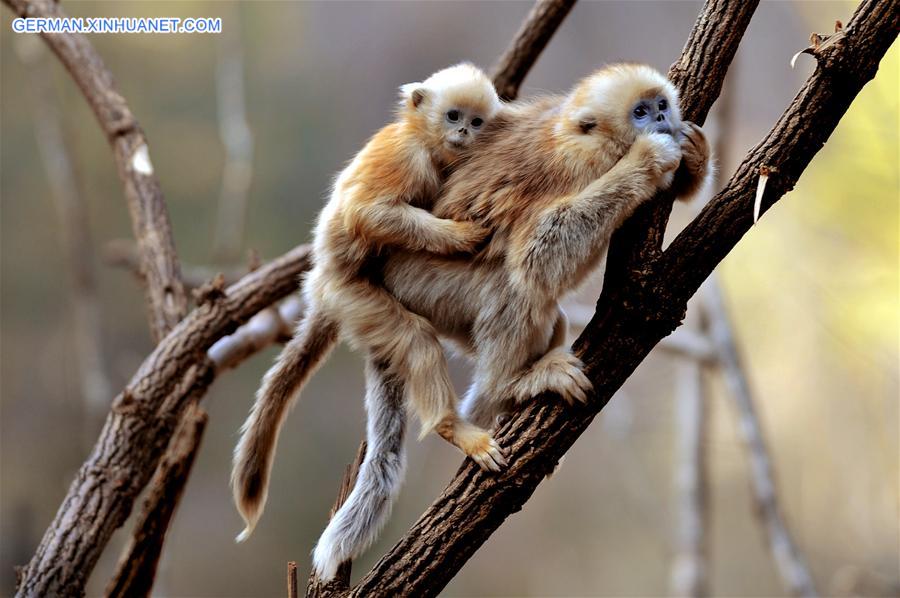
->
[[0, 1, 897, 596]]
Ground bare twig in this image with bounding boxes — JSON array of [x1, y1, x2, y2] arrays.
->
[[307, 442, 368, 597], [209, 295, 303, 371], [346, 1, 895, 594], [213, 3, 254, 262], [701, 279, 817, 596], [490, 0, 577, 100], [15, 245, 311, 597], [669, 307, 709, 598], [288, 562, 299, 598], [103, 239, 249, 290], [4, 0, 187, 341], [105, 402, 208, 598], [14, 36, 112, 413]]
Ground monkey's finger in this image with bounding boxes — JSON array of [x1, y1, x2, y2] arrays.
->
[[680, 128, 700, 150], [682, 121, 701, 134]]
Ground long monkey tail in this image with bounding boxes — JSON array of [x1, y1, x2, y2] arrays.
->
[[312, 358, 407, 580], [232, 307, 339, 542]]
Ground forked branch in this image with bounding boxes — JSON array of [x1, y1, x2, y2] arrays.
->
[[15, 245, 311, 597]]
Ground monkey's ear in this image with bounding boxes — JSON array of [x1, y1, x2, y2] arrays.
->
[[400, 83, 428, 109], [571, 107, 597, 134]]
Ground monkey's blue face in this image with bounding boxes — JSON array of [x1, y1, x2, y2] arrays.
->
[[443, 107, 487, 150], [631, 95, 675, 136]]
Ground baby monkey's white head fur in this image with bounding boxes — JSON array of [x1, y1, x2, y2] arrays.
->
[[400, 63, 502, 164]]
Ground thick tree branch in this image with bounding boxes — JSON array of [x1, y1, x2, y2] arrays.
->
[[348, 1, 896, 595], [16, 245, 311, 597], [4, 0, 187, 340], [104, 403, 208, 598], [490, 0, 577, 100], [599, 0, 759, 292], [658, 8, 895, 294]]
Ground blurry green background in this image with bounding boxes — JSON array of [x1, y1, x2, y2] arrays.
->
[[1, 2, 897, 596]]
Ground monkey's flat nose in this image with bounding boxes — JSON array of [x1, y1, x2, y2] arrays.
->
[[458, 128, 468, 135], [656, 114, 665, 121]]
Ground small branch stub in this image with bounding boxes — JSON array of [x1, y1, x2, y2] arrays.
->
[[790, 25, 846, 68], [192, 273, 227, 305], [753, 166, 771, 224], [288, 562, 299, 598], [306, 441, 367, 597]]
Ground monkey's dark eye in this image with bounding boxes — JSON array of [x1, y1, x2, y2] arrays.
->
[[633, 106, 648, 118], [471, 117, 484, 128], [658, 99, 668, 111], [446, 110, 460, 123]]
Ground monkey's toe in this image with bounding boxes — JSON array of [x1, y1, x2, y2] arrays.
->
[[512, 349, 592, 406], [460, 430, 506, 471], [470, 437, 507, 472]]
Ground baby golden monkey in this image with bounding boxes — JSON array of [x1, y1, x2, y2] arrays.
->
[[232, 64, 503, 546], [313, 64, 711, 580]]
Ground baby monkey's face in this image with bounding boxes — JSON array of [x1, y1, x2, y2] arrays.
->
[[441, 105, 488, 151]]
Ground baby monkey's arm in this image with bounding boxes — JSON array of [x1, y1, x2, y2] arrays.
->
[[349, 197, 489, 255]]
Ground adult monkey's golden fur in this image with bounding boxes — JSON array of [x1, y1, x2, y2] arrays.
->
[[231, 63, 504, 551], [323, 64, 709, 578], [386, 63, 711, 427]]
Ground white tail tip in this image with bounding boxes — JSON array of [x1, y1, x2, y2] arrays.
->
[[235, 526, 253, 543]]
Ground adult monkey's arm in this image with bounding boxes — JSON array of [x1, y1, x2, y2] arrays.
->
[[347, 1, 896, 596]]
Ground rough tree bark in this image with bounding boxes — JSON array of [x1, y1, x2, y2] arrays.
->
[[344, 1, 896, 595], [3, 0, 187, 341], [104, 403, 208, 598], [14, 245, 311, 597]]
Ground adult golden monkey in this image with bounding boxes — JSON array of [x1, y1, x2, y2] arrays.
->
[[240, 63, 711, 580]]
